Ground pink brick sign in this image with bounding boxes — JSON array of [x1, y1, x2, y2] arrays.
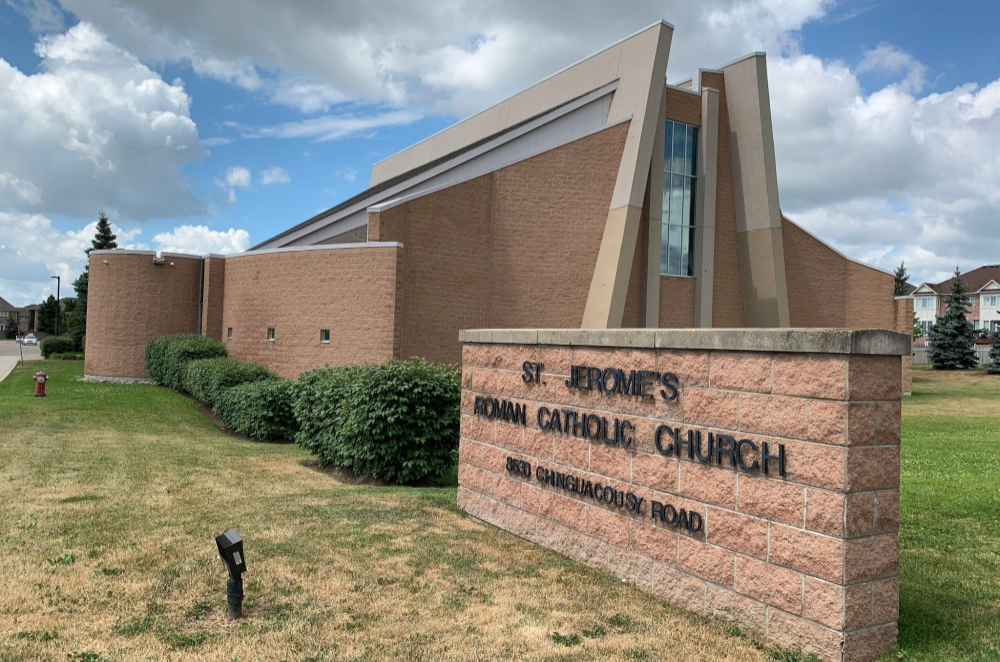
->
[[458, 329, 908, 662]]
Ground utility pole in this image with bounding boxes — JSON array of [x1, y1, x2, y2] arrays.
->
[[51, 275, 60, 336]]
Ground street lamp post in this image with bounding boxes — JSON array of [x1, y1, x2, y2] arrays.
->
[[51, 276, 60, 336]]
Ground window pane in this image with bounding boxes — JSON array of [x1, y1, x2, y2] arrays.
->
[[672, 123, 686, 174], [660, 223, 669, 275], [664, 121, 673, 173], [682, 176, 692, 227], [688, 178, 698, 225], [687, 225, 697, 276], [690, 126, 699, 176], [680, 222, 690, 276], [683, 125, 693, 175], [670, 175, 684, 224], [662, 172, 671, 223], [668, 224, 682, 276]]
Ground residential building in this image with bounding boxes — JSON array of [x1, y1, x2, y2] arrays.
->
[[83, 22, 913, 394], [911, 265, 1000, 339]]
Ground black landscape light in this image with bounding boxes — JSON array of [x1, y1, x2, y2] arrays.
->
[[215, 529, 246, 619]]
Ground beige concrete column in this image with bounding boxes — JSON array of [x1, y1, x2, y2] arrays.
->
[[694, 88, 719, 328], [643, 87, 667, 328], [723, 54, 790, 327], [582, 23, 673, 328]]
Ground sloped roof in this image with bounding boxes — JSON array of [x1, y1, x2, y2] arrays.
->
[[0, 295, 17, 311], [928, 265, 1000, 294]]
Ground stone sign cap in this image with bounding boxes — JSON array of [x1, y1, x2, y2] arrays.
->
[[457, 328, 910, 356]]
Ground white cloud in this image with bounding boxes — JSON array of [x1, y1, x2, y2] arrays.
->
[[200, 136, 231, 147], [341, 167, 357, 183], [0, 22, 205, 221], [0, 211, 145, 306], [769, 49, 1000, 284], [6, 0, 65, 34], [259, 166, 290, 185], [270, 77, 347, 113], [858, 42, 927, 93], [226, 109, 420, 142], [216, 165, 250, 202], [151, 224, 249, 255], [223, 166, 251, 188], [58, 0, 835, 115]]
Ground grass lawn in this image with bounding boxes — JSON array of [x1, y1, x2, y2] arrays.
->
[[0, 362, 774, 662], [898, 367, 1000, 661], [1, 362, 998, 662]]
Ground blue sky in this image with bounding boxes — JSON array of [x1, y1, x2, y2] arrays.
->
[[1, 0, 999, 305]]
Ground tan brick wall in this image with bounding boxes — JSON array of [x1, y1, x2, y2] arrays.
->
[[220, 246, 403, 378], [700, 72, 746, 327], [658, 276, 696, 327], [460, 340, 900, 662], [893, 298, 914, 394], [665, 87, 702, 126], [201, 256, 226, 341], [370, 122, 630, 364], [84, 253, 202, 378], [783, 219, 897, 334]]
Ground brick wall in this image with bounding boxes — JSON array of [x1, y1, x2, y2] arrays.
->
[[893, 298, 914, 395], [784, 219, 897, 334], [666, 87, 702, 126], [458, 329, 903, 662], [700, 72, 746, 327], [658, 276, 696, 327], [201, 256, 226, 341], [220, 246, 403, 378], [85, 252, 202, 378], [370, 122, 630, 364]]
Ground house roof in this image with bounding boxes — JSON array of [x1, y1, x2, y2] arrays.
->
[[925, 265, 1000, 295], [0, 295, 17, 311]]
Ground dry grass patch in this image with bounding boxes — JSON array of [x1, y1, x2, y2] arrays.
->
[[0, 362, 779, 662]]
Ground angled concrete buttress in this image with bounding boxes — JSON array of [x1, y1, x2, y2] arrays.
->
[[722, 54, 790, 327], [581, 22, 673, 329]]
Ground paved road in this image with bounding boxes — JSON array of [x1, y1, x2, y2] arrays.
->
[[0, 340, 42, 382]]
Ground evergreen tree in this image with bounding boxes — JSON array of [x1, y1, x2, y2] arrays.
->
[[988, 330, 1000, 375], [928, 268, 977, 370], [37, 295, 59, 334], [4, 316, 17, 340], [67, 210, 118, 348], [912, 312, 923, 340], [893, 261, 910, 297]]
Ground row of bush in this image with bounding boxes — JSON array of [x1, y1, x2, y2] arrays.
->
[[143, 335, 460, 484], [40, 335, 80, 359]]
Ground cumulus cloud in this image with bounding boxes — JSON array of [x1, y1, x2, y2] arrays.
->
[[58, 0, 834, 115], [0, 22, 205, 221], [6, 0, 65, 34], [770, 51, 1000, 284], [151, 225, 250, 255], [0, 211, 145, 306], [259, 166, 290, 185], [216, 165, 250, 202]]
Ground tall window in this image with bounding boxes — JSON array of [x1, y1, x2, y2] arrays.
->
[[661, 120, 698, 277]]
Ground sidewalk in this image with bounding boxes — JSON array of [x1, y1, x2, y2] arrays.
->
[[0, 357, 19, 383]]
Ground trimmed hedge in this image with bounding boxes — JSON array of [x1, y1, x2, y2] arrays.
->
[[215, 380, 297, 441], [144, 335, 227, 390], [49, 352, 85, 360], [40, 335, 75, 359], [294, 359, 461, 484], [183, 357, 277, 408]]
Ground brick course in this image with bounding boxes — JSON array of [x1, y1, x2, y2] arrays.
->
[[459, 336, 900, 662]]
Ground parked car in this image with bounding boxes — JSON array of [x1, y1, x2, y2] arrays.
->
[[22, 334, 37, 346]]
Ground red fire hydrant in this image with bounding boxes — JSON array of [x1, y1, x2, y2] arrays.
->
[[34, 372, 47, 397]]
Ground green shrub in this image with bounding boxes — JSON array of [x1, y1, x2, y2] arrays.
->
[[215, 380, 297, 441], [50, 352, 85, 360], [183, 357, 276, 407], [40, 335, 75, 358], [144, 335, 227, 390], [294, 359, 461, 484]]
